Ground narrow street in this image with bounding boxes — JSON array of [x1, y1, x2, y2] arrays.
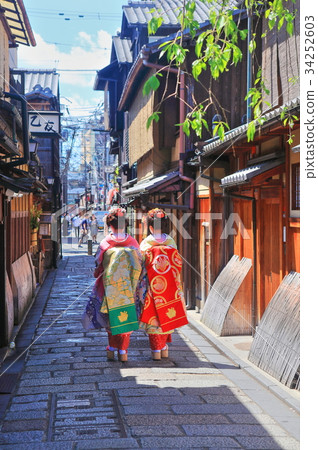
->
[[0, 241, 300, 449]]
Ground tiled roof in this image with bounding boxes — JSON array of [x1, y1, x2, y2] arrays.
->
[[24, 71, 59, 97], [123, 0, 221, 27], [113, 36, 133, 63], [201, 98, 300, 156], [123, 170, 179, 196], [220, 159, 284, 187], [1, 0, 36, 46]]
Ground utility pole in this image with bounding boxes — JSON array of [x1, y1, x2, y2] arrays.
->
[[61, 126, 78, 206], [83, 129, 88, 211]]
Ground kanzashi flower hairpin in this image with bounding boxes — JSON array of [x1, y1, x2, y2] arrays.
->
[[148, 208, 166, 219], [108, 207, 126, 222]]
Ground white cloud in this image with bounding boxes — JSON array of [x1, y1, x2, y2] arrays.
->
[[18, 31, 112, 116]]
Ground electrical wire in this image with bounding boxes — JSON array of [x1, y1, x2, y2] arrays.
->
[[26, 8, 121, 21]]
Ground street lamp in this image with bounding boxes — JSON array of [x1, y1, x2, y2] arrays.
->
[[29, 137, 39, 154]]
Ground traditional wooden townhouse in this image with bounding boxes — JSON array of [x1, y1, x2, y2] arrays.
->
[[194, 0, 300, 389], [0, 0, 37, 348], [116, 1, 248, 307], [94, 0, 215, 306], [94, 0, 211, 204], [95, 0, 300, 388], [23, 70, 62, 272]]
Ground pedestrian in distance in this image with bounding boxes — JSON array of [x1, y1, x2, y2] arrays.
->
[[137, 208, 188, 360], [72, 214, 81, 240], [78, 214, 89, 247], [82, 206, 142, 362], [90, 214, 98, 244]]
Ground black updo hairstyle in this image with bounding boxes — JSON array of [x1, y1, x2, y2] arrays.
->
[[106, 206, 129, 231], [145, 208, 169, 235]]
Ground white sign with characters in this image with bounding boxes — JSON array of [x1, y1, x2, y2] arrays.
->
[[28, 112, 60, 134]]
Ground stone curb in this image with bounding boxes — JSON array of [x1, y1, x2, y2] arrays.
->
[[187, 314, 300, 415]]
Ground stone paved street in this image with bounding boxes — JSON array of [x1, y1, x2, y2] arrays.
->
[[0, 243, 300, 449]]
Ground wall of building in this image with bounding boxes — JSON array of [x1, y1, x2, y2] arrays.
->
[[0, 20, 9, 91]]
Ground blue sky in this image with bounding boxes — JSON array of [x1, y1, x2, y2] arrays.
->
[[20, 0, 127, 118]]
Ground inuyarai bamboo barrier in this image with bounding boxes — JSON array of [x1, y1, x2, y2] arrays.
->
[[201, 255, 252, 336], [248, 272, 300, 390]]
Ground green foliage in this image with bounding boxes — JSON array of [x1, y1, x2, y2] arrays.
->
[[144, 0, 297, 140], [178, 106, 209, 138], [264, 0, 296, 36], [143, 73, 162, 96], [280, 107, 299, 129], [146, 111, 161, 129], [148, 11, 163, 35], [212, 120, 230, 141]]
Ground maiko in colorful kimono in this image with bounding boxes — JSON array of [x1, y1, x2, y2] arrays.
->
[[137, 208, 188, 360], [82, 207, 141, 361]]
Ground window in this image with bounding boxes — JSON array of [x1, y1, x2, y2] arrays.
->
[[291, 163, 300, 210]]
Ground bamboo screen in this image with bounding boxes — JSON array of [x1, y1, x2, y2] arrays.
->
[[128, 81, 155, 165], [262, 0, 300, 110]]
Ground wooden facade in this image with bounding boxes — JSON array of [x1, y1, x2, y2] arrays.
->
[[99, 0, 300, 386], [0, 0, 37, 348]]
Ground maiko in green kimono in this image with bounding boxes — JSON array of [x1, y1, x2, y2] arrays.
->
[[82, 207, 141, 362]]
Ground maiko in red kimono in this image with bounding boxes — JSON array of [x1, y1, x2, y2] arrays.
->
[[137, 234, 188, 353]]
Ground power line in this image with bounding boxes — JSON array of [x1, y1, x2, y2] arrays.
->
[[26, 9, 121, 21], [45, 41, 110, 50]]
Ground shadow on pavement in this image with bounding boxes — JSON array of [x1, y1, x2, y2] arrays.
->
[[0, 249, 298, 449]]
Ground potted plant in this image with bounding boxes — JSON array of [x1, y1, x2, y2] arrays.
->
[[30, 204, 42, 231]]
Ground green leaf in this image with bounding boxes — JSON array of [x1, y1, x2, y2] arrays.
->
[[142, 74, 161, 96], [148, 17, 163, 36], [195, 31, 208, 58], [232, 46, 242, 65], [239, 29, 248, 40], [146, 112, 161, 129], [217, 124, 225, 141], [247, 121, 256, 142], [248, 38, 256, 53], [286, 20, 294, 36], [278, 16, 284, 30], [192, 60, 206, 80], [182, 120, 191, 137]]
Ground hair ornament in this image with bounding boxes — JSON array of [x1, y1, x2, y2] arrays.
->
[[107, 206, 126, 222], [147, 208, 166, 219]]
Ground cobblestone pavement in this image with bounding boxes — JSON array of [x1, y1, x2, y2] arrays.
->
[[0, 244, 300, 449]]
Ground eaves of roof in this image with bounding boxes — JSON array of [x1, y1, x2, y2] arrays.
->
[[0, 172, 34, 193], [117, 54, 145, 111], [0, 0, 36, 46], [221, 158, 284, 187], [201, 98, 300, 157], [123, 170, 179, 197], [93, 61, 119, 91]]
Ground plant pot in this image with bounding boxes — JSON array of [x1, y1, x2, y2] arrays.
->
[[31, 229, 38, 246]]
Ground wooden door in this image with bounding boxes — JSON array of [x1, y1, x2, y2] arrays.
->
[[260, 196, 283, 316]]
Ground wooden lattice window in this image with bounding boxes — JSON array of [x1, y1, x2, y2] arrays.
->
[[291, 163, 300, 210]]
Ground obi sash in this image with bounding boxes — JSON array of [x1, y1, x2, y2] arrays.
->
[[139, 245, 188, 332], [100, 247, 141, 335]]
